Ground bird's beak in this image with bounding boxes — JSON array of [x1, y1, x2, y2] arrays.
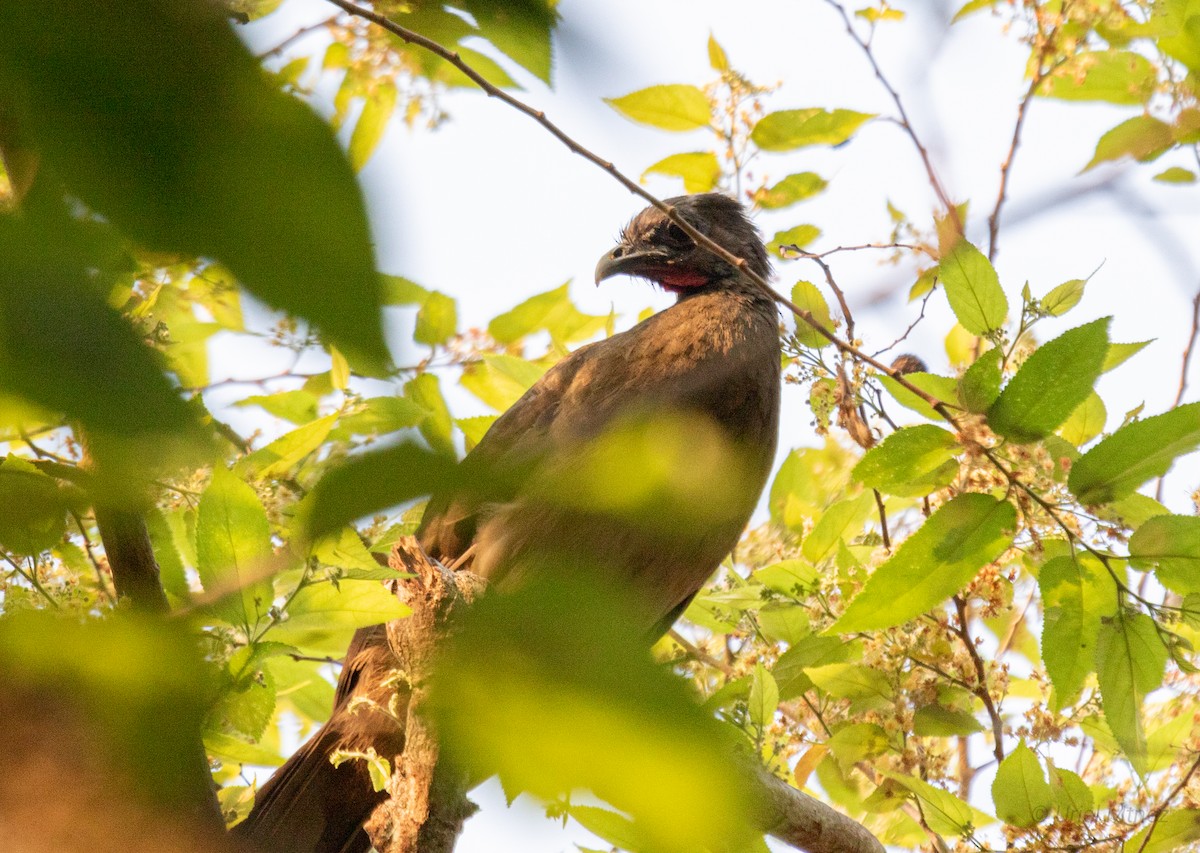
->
[[594, 246, 670, 285]]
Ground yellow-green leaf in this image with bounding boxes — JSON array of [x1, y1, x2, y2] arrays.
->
[[605, 84, 711, 131], [751, 108, 874, 151], [641, 151, 721, 193]]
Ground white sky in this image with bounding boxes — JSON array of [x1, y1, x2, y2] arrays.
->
[[238, 1, 1200, 849]]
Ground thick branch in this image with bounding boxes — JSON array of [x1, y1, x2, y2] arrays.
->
[[749, 761, 885, 853]]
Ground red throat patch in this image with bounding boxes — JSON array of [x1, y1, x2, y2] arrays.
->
[[655, 269, 709, 292]]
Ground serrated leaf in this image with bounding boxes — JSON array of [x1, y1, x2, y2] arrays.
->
[[883, 772, 995, 836], [913, 704, 984, 736], [1103, 340, 1151, 372], [988, 318, 1109, 443], [196, 468, 274, 631], [235, 413, 338, 480], [992, 741, 1053, 828], [753, 172, 827, 209], [958, 348, 1002, 413], [1130, 514, 1200, 594], [1125, 810, 1200, 853], [827, 723, 889, 770], [1038, 50, 1157, 104], [334, 396, 427, 438], [747, 662, 779, 729], [852, 425, 960, 497], [1059, 392, 1107, 447], [1047, 761, 1092, 821], [414, 290, 457, 346], [406, 373, 455, 456], [806, 663, 892, 702], [1042, 278, 1086, 316], [751, 108, 873, 151], [461, 354, 548, 411], [269, 579, 410, 654], [768, 224, 821, 255], [878, 372, 959, 421], [1069, 402, 1200, 505], [640, 151, 721, 193], [489, 282, 606, 345], [790, 280, 834, 348], [457, 415, 497, 451], [605, 84, 711, 131], [1085, 115, 1174, 170], [774, 635, 858, 698], [235, 390, 320, 424], [830, 494, 1016, 633], [349, 82, 396, 171], [1039, 554, 1118, 708], [802, 492, 875, 563], [460, 0, 556, 85], [938, 240, 1008, 335], [1096, 610, 1168, 772]]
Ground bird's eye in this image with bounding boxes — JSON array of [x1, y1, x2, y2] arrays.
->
[[657, 221, 694, 249]]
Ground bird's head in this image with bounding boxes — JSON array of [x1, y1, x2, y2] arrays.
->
[[594, 193, 770, 293]]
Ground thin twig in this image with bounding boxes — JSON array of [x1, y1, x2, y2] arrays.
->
[[821, 1, 959, 232], [987, 67, 1046, 261], [256, 15, 339, 60], [871, 286, 934, 358], [1172, 289, 1200, 408], [873, 489, 891, 551], [1135, 751, 1200, 853], [953, 596, 1005, 765]]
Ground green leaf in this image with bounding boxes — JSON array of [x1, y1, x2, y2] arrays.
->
[[750, 109, 874, 151], [768, 224, 821, 255], [196, 468, 275, 631], [406, 373, 455, 456], [301, 442, 458, 540], [878, 372, 959, 421], [747, 663, 779, 729], [912, 705, 984, 736], [938, 240, 1008, 335], [1085, 115, 1174, 170], [1040, 554, 1118, 708], [269, 579, 410, 655], [236, 413, 338, 480], [1047, 761, 1093, 821], [1103, 340, 1151, 373], [269, 655, 336, 721], [349, 82, 397, 171], [1130, 514, 1200, 594], [1154, 166, 1197, 184], [1042, 278, 1086, 316], [953, 0, 999, 21], [432, 45, 519, 89], [414, 290, 458, 346], [461, 354, 548, 411], [1059, 392, 1107, 447], [790, 280, 834, 348], [851, 425, 960, 497], [882, 772, 995, 836], [753, 172, 828, 209], [605, 84, 711, 131], [204, 730, 284, 766], [457, 415, 497, 451], [1124, 809, 1200, 853], [380, 274, 429, 305], [958, 348, 1002, 413], [802, 492, 875, 563], [1038, 50, 1157, 104], [641, 152, 721, 193], [827, 723, 889, 770], [334, 396, 427, 439], [1069, 402, 1200, 505], [235, 390, 320, 425], [987, 318, 1110, 443], [1096, 610, 1168, 772], [774, 635, 857, 698], [460, 0, 556, 85], [0, 1, 390, 371], [830, 494, 1016, 633], [0, 457, 68, 555], [707, 32, 729, 71], [992, 741, 1053, 828], [806, 663, 892, 703], [488, 283, 607, 345]]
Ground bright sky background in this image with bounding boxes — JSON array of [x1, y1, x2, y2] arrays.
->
[[238, 1, 1200, 849]]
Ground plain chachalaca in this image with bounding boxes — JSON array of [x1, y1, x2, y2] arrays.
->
[[235, 193, 782, 852]]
